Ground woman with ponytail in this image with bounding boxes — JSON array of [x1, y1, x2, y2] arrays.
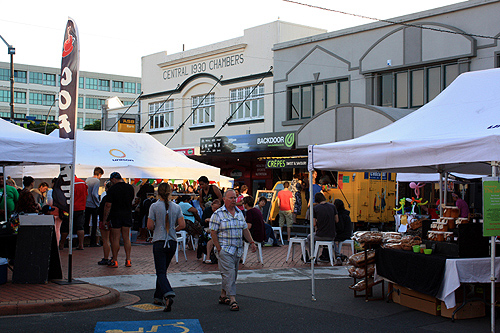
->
[[147, 182, 185, 312]]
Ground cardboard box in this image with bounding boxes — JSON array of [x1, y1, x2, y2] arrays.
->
[[392, 284, 441, 316], [440, 301, 485, 319], [441, 286, 486, 319]]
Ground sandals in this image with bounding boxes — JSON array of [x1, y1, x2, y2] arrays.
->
[[218, 296, 230, 305], [229, 301, 239, 311], [204, 259, 212, 264], [164, 296, 174, 312]]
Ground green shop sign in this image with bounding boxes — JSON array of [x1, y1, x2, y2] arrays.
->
[[483, 177, 500, 237], [200, 131, 296, 154]]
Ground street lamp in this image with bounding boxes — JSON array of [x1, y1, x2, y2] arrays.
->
[[44, 98, 58, 134], [0, 35, 15, 121]]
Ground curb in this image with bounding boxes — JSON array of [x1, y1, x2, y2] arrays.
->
[[0, 284, 120, 316]]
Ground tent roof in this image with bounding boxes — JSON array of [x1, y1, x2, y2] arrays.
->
[[309, 68, 500, 174], [0, 118, 73, 165], [7, 130, 219, 180]]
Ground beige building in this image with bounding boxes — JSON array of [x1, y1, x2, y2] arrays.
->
[[140, 21, 325, 148]]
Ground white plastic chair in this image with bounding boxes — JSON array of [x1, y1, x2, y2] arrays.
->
[[272, 226, 284, 245], [286, 237, 307, 262], [314, 240, 335, 266], [337, 239, 355, 257], [175, 231, 187, 263], [242, 242, 263, 265]]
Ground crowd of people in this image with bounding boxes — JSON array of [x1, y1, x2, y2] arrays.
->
[[0, 169, 356, 313]]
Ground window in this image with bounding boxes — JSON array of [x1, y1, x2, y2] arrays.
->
[[78, 96, 84, 108], [14, 91, 26, 104], [77, 117, 84, 129], [29, 92, 43, 105], [98, 79, 110, 91], [123, 100, 133, 106], [0, 90, 9, 102], [229, 85, 264, 122], [85, 118, 99, 125], [14, 113, 25, 118], [79, 77, 85, 89], [43, 73, 56, 86], [14, 70, 27, 83], [288, 78, 349, 120], [149, 100, 174, 130], [124, 82, 135, 93], [112, 81, 123, 93], [372, 61, 467, 108], [137, 83, 141, 93], [29, 93, 55, 106], [85, 97, 105, 110], [0, 69, 9, 81], [192, 94, 214, 126], [0, 111, 9, 118], [29, 72, 43, 84], [86, 78, 98, 90]]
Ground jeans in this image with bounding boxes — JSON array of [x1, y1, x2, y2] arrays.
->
[[84, 207, 98, 243], [153, 240, 177, 300], [264, 223, 278, 245]]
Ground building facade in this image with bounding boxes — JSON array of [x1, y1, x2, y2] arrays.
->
[[273, 0, 500, 147], [140, 21, 326, 192], [0, 61, 141, 128]]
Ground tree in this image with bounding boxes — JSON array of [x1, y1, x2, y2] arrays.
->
[[28, 120, 58, 135], [84, 120, 101, 130]]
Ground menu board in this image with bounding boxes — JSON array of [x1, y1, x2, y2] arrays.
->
[[482, 177, 500, 236]]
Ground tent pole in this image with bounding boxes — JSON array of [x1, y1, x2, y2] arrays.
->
[[309, 166, 315, 301], [308, 146, 316, 301], [2, 165, 7, 222], [491, 163, 498, 333], [439, 172, 444, 217], [444, 173, 449, 206]]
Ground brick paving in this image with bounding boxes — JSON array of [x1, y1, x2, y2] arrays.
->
[[0, 239, 353, 316]]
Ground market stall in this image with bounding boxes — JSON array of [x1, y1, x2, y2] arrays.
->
[[5, 129, 220, 181], [308, 68, 500, 322]]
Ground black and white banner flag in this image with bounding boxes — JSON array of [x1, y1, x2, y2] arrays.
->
[[58, 18, 80, 140]]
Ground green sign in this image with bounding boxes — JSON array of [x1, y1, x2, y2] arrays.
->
[[343, 176, 350, 183], [482, 177, 500, 236]]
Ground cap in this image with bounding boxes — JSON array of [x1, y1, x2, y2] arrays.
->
[[41, 205, 55, 214], [110, 172, 122, 180]]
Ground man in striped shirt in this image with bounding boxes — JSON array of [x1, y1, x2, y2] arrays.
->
[[210, 189, 256, 311]]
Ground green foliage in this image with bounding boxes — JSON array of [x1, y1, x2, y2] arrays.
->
[[84, 119, 101, 130], [27, 120, 58, 135]]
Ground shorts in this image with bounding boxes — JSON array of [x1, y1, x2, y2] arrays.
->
[[278, 210, 293, 228], [111, 216, 133, 229], [99, 218, 111, 231], [60, 210, 85, 233]]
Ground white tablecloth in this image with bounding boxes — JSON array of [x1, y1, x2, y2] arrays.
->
[[437, 257, 500, 309]]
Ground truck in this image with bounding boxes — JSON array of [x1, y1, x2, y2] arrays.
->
[[269, 171, 396, 230]]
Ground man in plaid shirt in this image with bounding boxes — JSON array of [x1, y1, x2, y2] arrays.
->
[[210, 189, 256, 311]]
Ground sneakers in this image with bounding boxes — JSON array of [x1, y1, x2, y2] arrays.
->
[[97, 258, 111, 265], [125, 259, 132, 267], [107, 260, 118, 268]]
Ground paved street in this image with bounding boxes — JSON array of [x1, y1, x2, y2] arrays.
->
[[0, 241, 497, 332]]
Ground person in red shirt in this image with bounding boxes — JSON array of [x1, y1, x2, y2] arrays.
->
[[60, 176, 88, 250], [276, 182, 294, 242]]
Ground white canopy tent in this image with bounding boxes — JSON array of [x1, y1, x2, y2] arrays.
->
[[308, 68, 500, 175], [0, 118, 73, 165], [0, 118, 73, 222], [308, 68, 500, 326], [6, 130, 220, 181], [396, 173, 485, 182]]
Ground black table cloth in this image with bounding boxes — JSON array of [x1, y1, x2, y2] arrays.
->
[[376, 247, 447, 297]]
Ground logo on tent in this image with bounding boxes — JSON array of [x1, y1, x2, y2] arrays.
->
[[109, 149, 134, 162], [109, 149, 126, 158]]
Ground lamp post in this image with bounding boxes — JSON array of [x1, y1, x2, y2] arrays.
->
[[44, 98, 58, 134], [0, 35, 15, 121]]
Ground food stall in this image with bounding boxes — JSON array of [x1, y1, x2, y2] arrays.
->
[[308, 68, 500, 325]]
